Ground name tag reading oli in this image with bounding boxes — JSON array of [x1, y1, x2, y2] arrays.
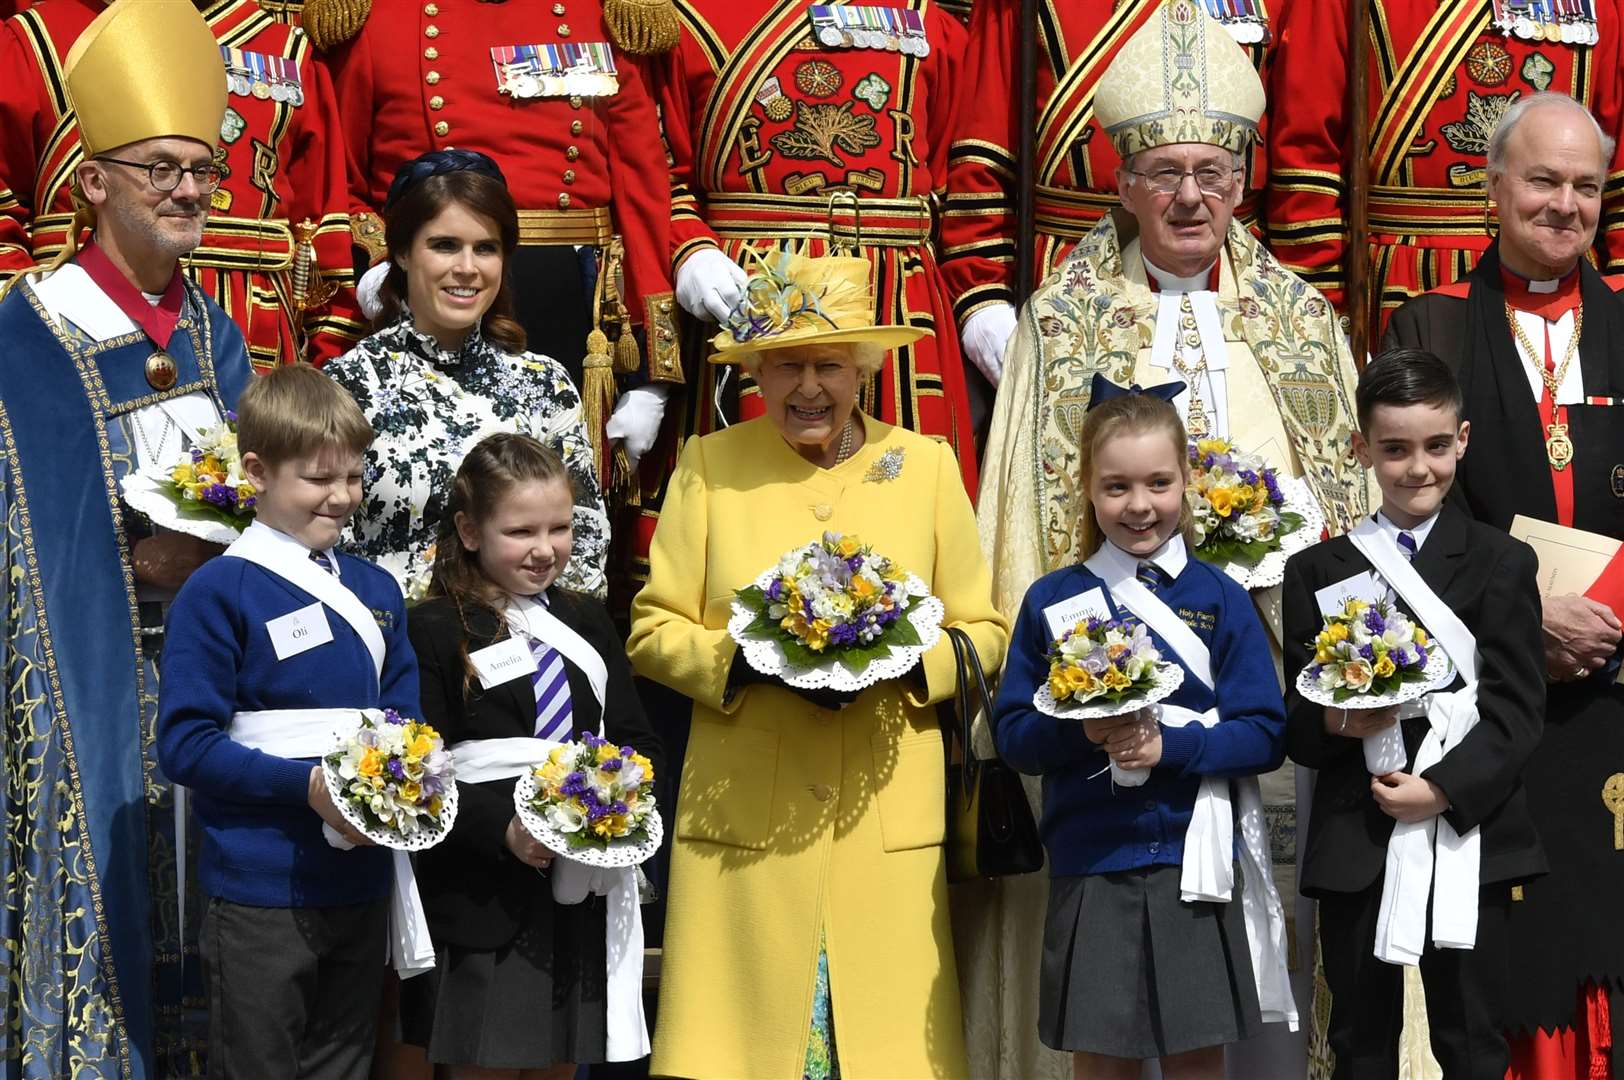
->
[[266, 602, 334, 661], [469, 636, 539, 689]]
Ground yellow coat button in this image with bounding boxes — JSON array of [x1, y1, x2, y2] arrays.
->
[[558, 192, 572, 208], [569, 95, 583, 109], [562, 168, 576, 184], [424, 46, 439, 59], [434, 120, 450, 137], [426, 70, 441, 85], [429, 95, 445, 110], [565, 145, 580, 160], [813, 503, 833, 521], [424, 24, 439, 37], [812, 784, 833, 802], [424, 1, 438, 12], [558, 22, 571, 36], [553, 2, 565, 12], [570, 120, 584, 135]]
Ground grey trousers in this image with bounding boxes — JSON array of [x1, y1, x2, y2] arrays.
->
[[201, 895, 388, 1080]]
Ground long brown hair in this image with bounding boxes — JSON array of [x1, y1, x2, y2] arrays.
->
[[380, 170, 527, 354], [1076, 392, 1196, 558], [431, 432, 575, 690]]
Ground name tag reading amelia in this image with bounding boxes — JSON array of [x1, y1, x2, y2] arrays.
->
[[469, 636, 539, 689], [491, 42, 619, 99], [266, 602, 333, 661], [1042, 587, 1112, 641]]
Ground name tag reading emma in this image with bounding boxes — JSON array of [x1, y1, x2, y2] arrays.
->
[[1042, 587, 1112, 640], [469, 637, 539, 689], [266, 602, 334, 661]]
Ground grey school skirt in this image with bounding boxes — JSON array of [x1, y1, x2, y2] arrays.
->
[[1039, 863, 1261, 1059]]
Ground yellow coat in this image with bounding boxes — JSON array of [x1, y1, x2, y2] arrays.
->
[[628, 417, 1008, 1079]]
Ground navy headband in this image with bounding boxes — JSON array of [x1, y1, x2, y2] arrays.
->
[[1086, 373, 1187, 411], [384, 149, 507, 212]]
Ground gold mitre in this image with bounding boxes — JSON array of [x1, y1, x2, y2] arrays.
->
[[709, 251, 927, 362], [65, 0, 228, 157], [1095, 0, 1265, 158]]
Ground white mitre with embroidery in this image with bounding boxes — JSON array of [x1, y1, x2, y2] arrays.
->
[[1094, 0, 1267, 157]]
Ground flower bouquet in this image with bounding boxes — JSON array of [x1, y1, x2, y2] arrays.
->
[[119, 413, 256, 544], [321, 708, 458, 850], [513, 732, 663, 868], [728, 531, 944, 692], [1295, 598, 1456, 773], [1034, 615, 1185, 786], [1186, 438, 1322, 589]]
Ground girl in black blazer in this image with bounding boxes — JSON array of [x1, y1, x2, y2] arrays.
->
[[404, 433, 661, 1078]]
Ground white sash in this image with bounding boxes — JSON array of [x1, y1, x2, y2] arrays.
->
[[506, 594, 608, 710], [447, 737, 650, 1061], [1082, 548, 1299, 1029], [1348, 521, 1483, 965], [224, 522, 386, 684], [228, 707, 436, 979]]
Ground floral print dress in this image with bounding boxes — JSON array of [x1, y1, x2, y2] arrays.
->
[[325, 314, 608, 598]]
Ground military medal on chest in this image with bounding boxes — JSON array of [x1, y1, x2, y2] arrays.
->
[[1194, 0, 1270, 44], [491, 42, 620, 99], [807, 5, 930, 56], [220, 46, 305, 106], [1492, 0, 1599, 44]]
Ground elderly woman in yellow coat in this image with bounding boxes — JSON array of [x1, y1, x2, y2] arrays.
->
[[628, 251, 1008, 1079]]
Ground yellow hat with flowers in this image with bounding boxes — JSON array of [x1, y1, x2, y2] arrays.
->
[[1094, 0, 1265, 158], [65, 0, 228, 157], [708, 250, 927, 363]]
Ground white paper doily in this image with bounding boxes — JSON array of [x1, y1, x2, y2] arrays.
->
[[322, 757, 459, 852], [1196, 474, 1325, 591], [728, 571, 945, 692], [1033, 662, 1186, 721], [119, 469, 246, 545], [514, 769, 664, 868], [1295, 647, 1456, 711]]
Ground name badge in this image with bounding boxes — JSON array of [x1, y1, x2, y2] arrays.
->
[[490, 42, 620, 99], [469, 636, 539, 689], [266, 601, 334, 661], [1315, 572, 1386, 619], [1042, 587, 1112, 640]]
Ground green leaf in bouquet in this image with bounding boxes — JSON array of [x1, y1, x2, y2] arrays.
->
[[1277, 511, 1306, 537], [1398, 668, 1428, 684], [1194, 534, 1280, 569], [159, 484, 255, 531], [777, 635, 828, 669], [735, 584, 769, 613]]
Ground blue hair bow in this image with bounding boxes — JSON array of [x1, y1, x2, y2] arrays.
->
[[384, 148, 508, 211], [1086, 372, 1187, 411]]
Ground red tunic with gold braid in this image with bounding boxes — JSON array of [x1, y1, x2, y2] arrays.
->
[[0, 0, 362, 370], [937, 0, 1276, 326], [320, 0, 682, 388], [660, 0, 976, 491], [1266, 0, 1624, 331]]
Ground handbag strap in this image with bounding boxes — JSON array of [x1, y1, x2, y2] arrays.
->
[[941, 625, 999, 807]]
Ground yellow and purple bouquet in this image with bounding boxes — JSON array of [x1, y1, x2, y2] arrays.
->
[[165, 413, 257, 529], [1304, 598, 1435, 702], [522, 732, 657, 855], [1186, 438, 1306, 569], [324, 708, 457, 849], [1047, 616, 1165, 706]]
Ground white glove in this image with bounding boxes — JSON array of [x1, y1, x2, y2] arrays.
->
[[960, 302, 1018, 387], [356, 261, 390, 322], [605, 383, 670, 469], [675, 247, 748, 323]]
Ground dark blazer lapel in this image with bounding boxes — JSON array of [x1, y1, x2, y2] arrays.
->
[[1576, 259, 1624, 397], [1411, 504, 1470, 607], [459, 603, 536, 735], [547, 591, 604, 737]]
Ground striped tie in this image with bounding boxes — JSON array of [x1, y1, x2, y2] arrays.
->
[[1397, 532, 1418, 561], [1136, 562, 1170, 594], [310, 550, 334, 573], [529, 636, 574, 740]]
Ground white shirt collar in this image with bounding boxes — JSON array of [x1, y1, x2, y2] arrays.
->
[[1374, 509, 1439, 553], [245, 519, 340, 576], [1143, 254, 1218, 295], [1093, 533, 1189, 581]]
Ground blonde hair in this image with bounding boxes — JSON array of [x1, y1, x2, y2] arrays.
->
[[236, 363, 374, 465], [1076, 392, 1195, 558]]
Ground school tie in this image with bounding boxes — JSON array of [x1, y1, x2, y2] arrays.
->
[[1396, 532, 1418, 561], [527, 600, 574, 740], [310, 550, 334, 573], [1136, 561, 1171, 594]]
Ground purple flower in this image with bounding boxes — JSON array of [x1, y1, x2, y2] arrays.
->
[[201, 483, 237, 510], [767, 579, 784, 602], [1364, 608, 1386, 635], [1359, 643, 1376, 662], [1240, 470, 1259, 486], [599, 757, 623, 772], [224, 410, 238, 422], [384, 709, 404, 725], [388, 758, 405, 781]]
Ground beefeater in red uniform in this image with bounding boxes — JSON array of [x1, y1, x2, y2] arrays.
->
[[0, 0, 363, 370]]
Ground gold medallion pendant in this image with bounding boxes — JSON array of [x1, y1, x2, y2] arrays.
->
[[1546, 422, 1574, 471], [145, 350, 178, 391]]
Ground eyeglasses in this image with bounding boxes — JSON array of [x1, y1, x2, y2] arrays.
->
[[1124, 163, 1237, 196], [96, 156, 224, 194]]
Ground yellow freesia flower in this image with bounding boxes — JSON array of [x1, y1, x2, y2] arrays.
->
[[1209, 488, 1235, 517], [358, 748, 384, 778], [1373, 655, 1396, 678]]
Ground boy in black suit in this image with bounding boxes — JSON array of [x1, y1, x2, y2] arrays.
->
[[1283, 348, 1547, 1080]]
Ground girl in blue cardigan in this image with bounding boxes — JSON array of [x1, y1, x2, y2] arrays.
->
[[993, 379, 1289, 1078]]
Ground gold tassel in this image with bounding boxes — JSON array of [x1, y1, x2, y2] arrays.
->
[[0, 192, 92, 303], [301, 0, 372, 52], [580, 329, 617, 492], [603, 0, 679, 55], [614, 315, 641, 372]]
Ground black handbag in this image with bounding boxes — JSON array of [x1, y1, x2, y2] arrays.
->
[[939, 626, 1045, 883]]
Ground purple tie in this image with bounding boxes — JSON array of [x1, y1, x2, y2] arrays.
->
[[1397, 532, 1418, 561], [310, 550, 334, 572], [527, 596, 574, 740]]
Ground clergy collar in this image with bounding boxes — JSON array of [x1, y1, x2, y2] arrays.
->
[[1094, 533, 1189, 580], [1144, 254, 1220, 294], [1499, 264, 1581, 322], [1374, 509, 1439, 553]]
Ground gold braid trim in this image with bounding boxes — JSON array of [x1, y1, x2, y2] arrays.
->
[[604, 0, 679, 55], [0, 188, 92, 303], [302, 0, 372, 52]]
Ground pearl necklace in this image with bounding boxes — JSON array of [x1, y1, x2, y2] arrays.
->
[[833, 418, 856, 464]]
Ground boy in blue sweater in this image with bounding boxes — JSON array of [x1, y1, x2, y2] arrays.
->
[[158, 364, 419, 1078]]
